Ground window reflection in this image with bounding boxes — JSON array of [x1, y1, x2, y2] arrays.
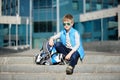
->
[[85, 0, 118, 12]]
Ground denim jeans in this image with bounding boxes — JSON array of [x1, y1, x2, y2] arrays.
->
[[54, 42, 80, 68]]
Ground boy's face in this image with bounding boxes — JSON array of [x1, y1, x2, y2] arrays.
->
[[63, 19, 73, 32]]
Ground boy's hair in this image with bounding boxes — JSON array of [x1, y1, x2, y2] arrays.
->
[[63, 14, 74, 22]]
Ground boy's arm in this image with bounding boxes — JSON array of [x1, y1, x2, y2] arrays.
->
[[72, 31, 80, 52], [50, 32, 61, 40], [49, 33, 61, 46]]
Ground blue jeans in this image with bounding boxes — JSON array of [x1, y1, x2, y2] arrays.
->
[[54, 42, 80, 68]]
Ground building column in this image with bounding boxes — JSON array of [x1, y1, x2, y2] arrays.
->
[[56, 0, 60, 33], [118, 5, 120, 40], [101, 18, 103, 41], [15, 14, 19, 50], [9, 24, 11, 47], [18, 0, 20, 15], [26, 18, 29, 46], [30, 0, 33, 49], [0, 0, 1, 16], [83, 0, 86, 14]]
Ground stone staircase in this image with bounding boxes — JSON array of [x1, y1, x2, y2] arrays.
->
[[0, 49, 120, 80], [83, 41, 120, 53]]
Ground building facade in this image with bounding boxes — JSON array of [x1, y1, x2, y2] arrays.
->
[[0, 0, 30, 49], [0, 0, 120, 49]]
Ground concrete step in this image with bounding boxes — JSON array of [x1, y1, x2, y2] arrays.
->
[[83, 41, 120, 53], [0, 72, 120, 80], [0, 46, 30, 54], [0, 57, 34, 64], [0, 50, 120, 80], [0, 64, 120, 73], [0, 54, 120, 64], [0, 49, 38, 57]]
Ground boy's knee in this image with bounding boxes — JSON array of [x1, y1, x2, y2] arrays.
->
[[70, 55, 76, 61], [71, 52, 79, 61], [55, 42, 62, 48]]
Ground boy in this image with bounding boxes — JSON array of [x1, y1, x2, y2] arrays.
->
[[49, 14, 85, 74]]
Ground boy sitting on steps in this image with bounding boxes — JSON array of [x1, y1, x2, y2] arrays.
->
[[49, 14, 85, 75]]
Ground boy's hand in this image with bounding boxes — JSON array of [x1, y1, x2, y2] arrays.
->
[[65, 50, 75, 60], [65, 53, 71, 60], [49, 38, 54, 47]]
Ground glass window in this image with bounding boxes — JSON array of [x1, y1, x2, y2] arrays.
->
[[86, 0, 91, 12], [34, 0, 52, 9], [86, 0, 103, 12], [16, 0, 18, 6], [93, 20, 101, 32], [1, 1, 4, 15], [108, 0, 114, 8], [103, 0, 118, 9], [3, 24, 9, 28], [91, 0, 97, 11], [72, 0, 79, 10], [96, 4, 102, 10], [34, 21, 56, 33], [13, 0, 16, 7], [96, 0, 102, 10], [118, 0, 120, 4], [86, 3, 91, 12]]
